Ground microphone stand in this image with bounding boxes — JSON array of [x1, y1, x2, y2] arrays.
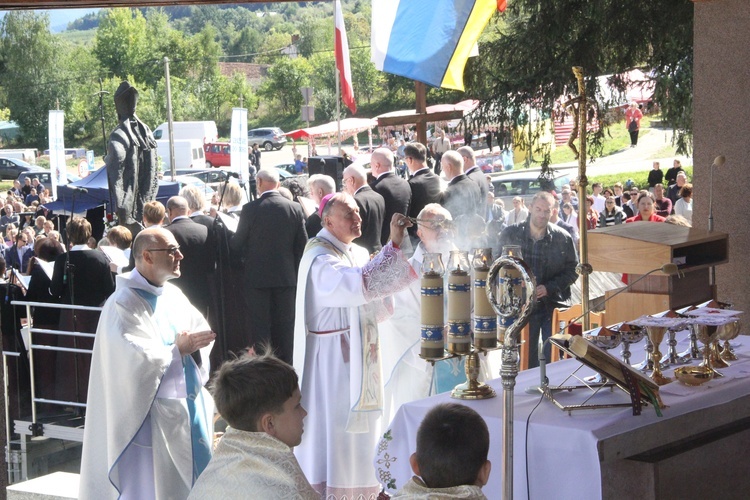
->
[[527, 263, 680, 393], [64, 188, 82, 410]]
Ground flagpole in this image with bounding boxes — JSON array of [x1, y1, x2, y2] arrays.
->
[[335, 0, 341, 152]]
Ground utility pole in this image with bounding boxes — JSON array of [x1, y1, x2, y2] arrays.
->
[[93, 78, 110, 157], [164, 57, 176, 180]]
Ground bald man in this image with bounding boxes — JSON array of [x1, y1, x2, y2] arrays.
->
[[370, 147, 411, 246], [81, 227, 215, 499], [344, 164, 385, 254], [165, 196, 213, 317], [439, 150, 482, 219], [231, 168, 307, 364]]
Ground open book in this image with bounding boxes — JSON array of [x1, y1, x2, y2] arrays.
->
[[550, 333, 663, 408]]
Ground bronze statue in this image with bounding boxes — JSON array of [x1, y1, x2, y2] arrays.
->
[[105, 81, 158, 227]]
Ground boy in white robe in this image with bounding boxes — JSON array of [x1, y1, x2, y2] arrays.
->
[[392, 403, 491, 500], [188, 353, 317, 499], [292, 193, 417, 499]]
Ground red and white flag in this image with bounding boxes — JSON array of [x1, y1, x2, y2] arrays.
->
[[335, 0, 356, 114]]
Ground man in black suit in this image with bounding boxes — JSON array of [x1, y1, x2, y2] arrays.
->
[[344, 164, 384, 254], [370, 147, 411, 246], [180, 185, 214, 233], [5, 232, 33, 272], [405, 142, 442, 243], [231, 169, 307, 364], [305, 174, 336, 238], [165, 196, 213, 318], [458, 145, 489, 218], [440, 150, 482, 220]]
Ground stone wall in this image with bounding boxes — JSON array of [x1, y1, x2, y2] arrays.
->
[[693, 1, 750, 313]]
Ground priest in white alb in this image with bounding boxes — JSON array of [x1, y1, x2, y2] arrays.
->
[[292, 192, 417, 499], [80, 227, 215, 500]]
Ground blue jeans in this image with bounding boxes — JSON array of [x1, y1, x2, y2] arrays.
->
[[526, 304, 553, 369]]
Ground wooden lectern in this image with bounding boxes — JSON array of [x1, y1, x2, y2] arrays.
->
[[587, 223, 729, 324]]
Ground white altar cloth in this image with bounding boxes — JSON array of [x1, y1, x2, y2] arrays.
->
[[375, 333, 750, 499]]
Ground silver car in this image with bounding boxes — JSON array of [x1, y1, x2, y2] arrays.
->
[[248, 127, 287, 151], [489, 170, 571, 206]]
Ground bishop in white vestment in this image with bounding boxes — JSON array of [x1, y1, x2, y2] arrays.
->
[[292, 193, 417, 500], [80, 228, 215, 500]]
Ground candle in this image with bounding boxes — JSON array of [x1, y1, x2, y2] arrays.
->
[[420, 253, 445, 359], [447, 250, 472, 354], [473, 248, 497, 349]]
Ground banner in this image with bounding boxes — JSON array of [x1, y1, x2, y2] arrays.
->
[[371, 0, 498, 91], [48, 110, 66, 199], [230, 107, 249, 187]]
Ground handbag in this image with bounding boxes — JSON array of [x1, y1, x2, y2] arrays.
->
[[628, 119, 638, 132]]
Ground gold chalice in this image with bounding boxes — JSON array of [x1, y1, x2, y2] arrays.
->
[[690, 322, 724, 378], [719, 320, 741, 362], [645, 325, 672, 385]]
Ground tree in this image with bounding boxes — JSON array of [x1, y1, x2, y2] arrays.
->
[[93, 9, 150, 82], [259, 56, 311, 115], [0, 11, 72, 148], [462, 1, 693, 163]]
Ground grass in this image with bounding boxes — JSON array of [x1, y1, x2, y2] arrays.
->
[[516, 115, 663, 168]]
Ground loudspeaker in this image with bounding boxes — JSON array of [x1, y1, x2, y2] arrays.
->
[[307, 155, 351, 192]]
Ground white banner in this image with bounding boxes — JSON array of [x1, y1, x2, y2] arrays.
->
[[230, 107, 249, 186], [48, 110, 66, 199]]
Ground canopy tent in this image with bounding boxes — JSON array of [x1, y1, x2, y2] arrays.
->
[[43, 166, 179, 215], [285, 118, 377, 141]]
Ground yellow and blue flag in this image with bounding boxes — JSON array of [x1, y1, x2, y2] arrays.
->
[[371, 0, 503, 91]]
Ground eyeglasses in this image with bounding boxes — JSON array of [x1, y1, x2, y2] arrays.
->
[[147, 245, 181, 256]]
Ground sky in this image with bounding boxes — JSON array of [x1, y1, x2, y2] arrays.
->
[[0, 8, 99, 33]]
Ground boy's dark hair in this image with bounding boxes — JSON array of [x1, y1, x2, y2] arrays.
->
[[210, 351, 299, 432], [415, 403, 489, 489]]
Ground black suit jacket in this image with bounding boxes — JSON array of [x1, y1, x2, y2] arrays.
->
[[465, 166, 489, 215], [230, 191, 307, 288], [407, 168, 442, 236], [166, 217, 213, 312], [5, 245, 33, 272], [353, 186, 385, 254], [440, 174, 482, 220], [51, 249, 115, 306], [371, 171, 411, 245], [306, 212, 323, 238]]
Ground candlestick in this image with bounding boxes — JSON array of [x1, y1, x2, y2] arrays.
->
[[472, 248, 496, 349], [420, 253, 445, 359], [447, 250, 471, 354]]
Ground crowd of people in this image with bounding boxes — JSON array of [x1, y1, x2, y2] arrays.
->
[[0, 128, 696, 499]]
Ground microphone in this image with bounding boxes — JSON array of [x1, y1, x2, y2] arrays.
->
[[712, 155, 725, 168], [526, 262, 681, 393]]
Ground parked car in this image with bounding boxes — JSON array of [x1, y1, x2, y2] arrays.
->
[[489, 170, 571, 206], [1, 158, 45, 180], [174, 175, 216, 200], [248, 127, 287, 151], [203, 142, 231, 168], [173, 168, 228, 186], [16, 170, 80, 186]]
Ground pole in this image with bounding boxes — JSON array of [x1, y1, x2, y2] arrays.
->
[[98, 78, 108, 157], [573, 66, 591, 331], [334, 0, 341, 152], [164, 57, 176, 180], [415, 81, 427, 145]]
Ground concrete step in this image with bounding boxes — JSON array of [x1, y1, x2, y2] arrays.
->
[[7, 472, 78, 499]]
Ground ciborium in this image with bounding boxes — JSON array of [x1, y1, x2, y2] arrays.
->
[[615, 323, 645, 365], [719, 320, 741, 362], [630, 316, 686, 386], [690, 319, 724, 378], [486, 253, 535, 500]]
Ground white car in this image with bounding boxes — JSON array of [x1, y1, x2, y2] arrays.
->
[[489, 170, 571, 206]]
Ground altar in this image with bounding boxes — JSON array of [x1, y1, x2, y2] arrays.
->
[[375, 334, 750, 499]]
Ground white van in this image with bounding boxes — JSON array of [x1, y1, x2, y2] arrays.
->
[[156, 139, 206, 171], [152, 121, 218, 144], [0, 149, 38, 164]]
